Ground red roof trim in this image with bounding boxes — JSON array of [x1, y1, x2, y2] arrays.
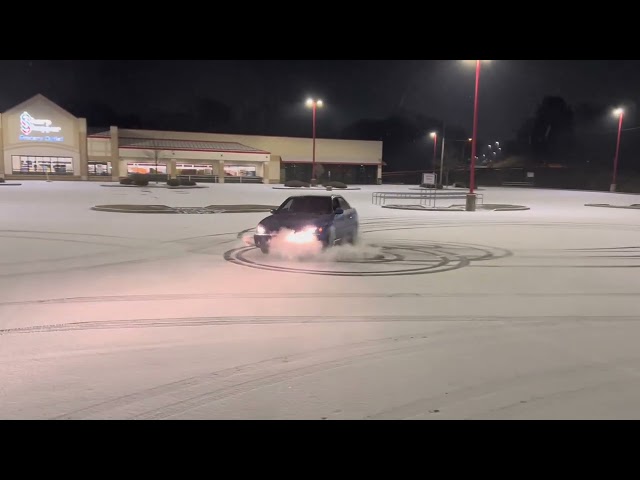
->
[[119, 145, 270, 155], [281, 160, 380, 166]]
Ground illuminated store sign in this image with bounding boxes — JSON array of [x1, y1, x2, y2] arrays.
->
[[19, 111, 64, 142]]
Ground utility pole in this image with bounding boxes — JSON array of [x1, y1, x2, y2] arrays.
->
[[439, 123, 446, 188]]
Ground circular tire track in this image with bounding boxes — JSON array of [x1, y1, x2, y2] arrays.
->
[[224, 220, 511, 276], [223, 218, 640, 276]]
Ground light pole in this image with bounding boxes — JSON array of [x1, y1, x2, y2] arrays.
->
[[429, 131, 438, 172], [438, 124, 447, 188], [306, 98, 323, 185], [466, 60, 485, 212], [611, 107, 624, 193]]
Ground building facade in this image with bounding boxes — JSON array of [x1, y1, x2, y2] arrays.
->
[[0, 94, 383, 184]]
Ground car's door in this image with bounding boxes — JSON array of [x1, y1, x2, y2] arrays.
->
[[337, 197, 357, 232], [331, 196, 347, 239]]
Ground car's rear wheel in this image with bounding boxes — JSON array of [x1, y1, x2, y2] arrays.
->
[[347, 227, 358, 244]]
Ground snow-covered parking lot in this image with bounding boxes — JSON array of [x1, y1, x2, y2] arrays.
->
[[1, 181, 640, 419]]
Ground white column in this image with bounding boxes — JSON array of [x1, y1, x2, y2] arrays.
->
[[0, 113, 4, 179], [218, 160, 225, 183], [110, 126, 120, 181], [78, 118, 88, 180]]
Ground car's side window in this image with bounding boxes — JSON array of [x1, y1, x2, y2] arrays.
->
[[338, 198, 351, 210], [279, 198, 294, 212]]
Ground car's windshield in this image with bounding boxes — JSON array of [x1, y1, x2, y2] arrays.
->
[[279, 196, 333, 214]]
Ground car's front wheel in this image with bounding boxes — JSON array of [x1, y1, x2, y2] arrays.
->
[[260, 246, 269, 254], [323, 226, 337, 249]]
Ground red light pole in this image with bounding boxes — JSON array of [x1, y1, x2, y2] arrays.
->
[[306, 98, 323, 185], [466, 60, 482, 211], [611, 107, 624, 192], [429, 131, 438, 169]]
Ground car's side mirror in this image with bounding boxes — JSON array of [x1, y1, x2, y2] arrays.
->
[[270, 209, 277, 214], [334, 208, 344, 215]]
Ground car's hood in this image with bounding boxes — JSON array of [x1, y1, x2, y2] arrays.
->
[[259, 213, 333, 232]]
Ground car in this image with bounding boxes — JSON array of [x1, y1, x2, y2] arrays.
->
[[253, 194, 359, 254]]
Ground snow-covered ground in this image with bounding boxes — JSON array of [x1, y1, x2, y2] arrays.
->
[[1, 181, 640, 419]]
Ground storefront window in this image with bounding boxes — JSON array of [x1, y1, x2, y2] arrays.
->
[[224, 165, 257, 177], [176, 164, 215, 176], [11, 156, 74, 174], [88, 162, 112, 176], [126, 162, 167, 175]]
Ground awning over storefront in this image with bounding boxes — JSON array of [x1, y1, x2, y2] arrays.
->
[[280, 156, 380, 165], [89, 132, 269, 155]]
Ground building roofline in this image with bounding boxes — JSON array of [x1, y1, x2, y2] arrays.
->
[[3, 93, 79, 119], [119, 145, 270, 155], [110, 127, 383, 145]]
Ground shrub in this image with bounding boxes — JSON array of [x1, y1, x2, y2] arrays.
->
[[179, 178, 197, 186], [167, 178, 180, 187], [131, 174, 150, 186], [119, 177, 133, 185], [284, 180, 310, 188], [323, 181, 348, 189]]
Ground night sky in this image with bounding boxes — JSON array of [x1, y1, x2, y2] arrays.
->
[[1, 60, 639, 142]]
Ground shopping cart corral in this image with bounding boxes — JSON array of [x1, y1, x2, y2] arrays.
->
[[372, 190, 484, 207]]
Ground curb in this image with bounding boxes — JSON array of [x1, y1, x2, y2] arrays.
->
[[272, 186, 362, 191], [585, 203, 640, 210], [91, 204, 278, 214], [100, 184, 208, 189]]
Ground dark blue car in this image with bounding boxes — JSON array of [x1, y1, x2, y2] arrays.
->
[[254, 194, 359, 254]]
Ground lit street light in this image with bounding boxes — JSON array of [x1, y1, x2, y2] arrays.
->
[[305, 98, 323, 184], [611, 107, 624, 192], [429, 131, 438, 173]]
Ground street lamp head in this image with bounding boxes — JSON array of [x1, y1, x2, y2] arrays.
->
[[306, 98, 323, 108], [613, 107, 624, 117], [463, 60, 491, 65], [429, 132, 437, 138]]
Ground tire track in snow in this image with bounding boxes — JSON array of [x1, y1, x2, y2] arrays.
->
[[52, 332, 437, 420], [3, 291, 640, 308], [2, 315, 639, 337]]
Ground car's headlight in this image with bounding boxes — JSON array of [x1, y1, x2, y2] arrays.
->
[[256, 224, 267, 234], [303, 226, 317, 233]]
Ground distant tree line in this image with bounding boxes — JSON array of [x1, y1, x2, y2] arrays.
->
[[508, 96, 640, 172]]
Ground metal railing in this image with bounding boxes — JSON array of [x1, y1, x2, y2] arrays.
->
[[501, 181, 533, 187], [372, 190, 483, 207]]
